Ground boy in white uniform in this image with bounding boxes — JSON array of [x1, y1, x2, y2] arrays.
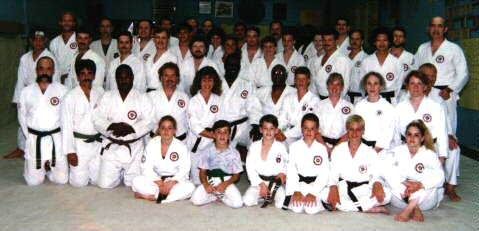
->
[[276, 30, 305, 86]]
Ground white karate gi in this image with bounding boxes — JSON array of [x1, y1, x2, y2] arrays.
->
[[285, 139, 330, 214], [144, 50, 178, 90], [170, 45, 192, 64], [243, 140, 288, 208], [66, 49, 106, 89], [132, 137, 195, 203], [255, 85, 296, 116], [247, 56, 286, 88], [277, 50, 306, 86], [61, 86, 104, 187], [310, 50, 351, 98], [92, 89, 155, 188], [90, 39, 118, 72], [107, 54, 147, 92], [179, 57, 220, 95], [337, 37, 350, 56], [49, 33, 77, 76], [18, 83, 68, 186], [347, 50, 368, 104], [240, 45, 262, 71], [329, 142, 392, 212], [395, 50, 416, 101], [317, 98, 354, 143], [132, 38, 156, 63], [207, 45, 224, 62]]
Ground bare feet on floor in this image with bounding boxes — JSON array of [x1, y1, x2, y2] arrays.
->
[[411, 207, 424, 222], [394, 212, 410, 222], [366, 206, 390, 215], [446, 185, 462, 202], [3, 148, 24, 159], [134, 192, 156, 201]]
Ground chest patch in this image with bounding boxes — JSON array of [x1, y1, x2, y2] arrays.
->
[[341, 106, 351, 115], [143, 53, 151, 61], [313, 155, 322, 165], [210, 105, 219, 113], [386, 72, 395, 81], [325, 64, 332, 73], [69, 42, 77, 49], [240, 90, 248, 99], [422, 113, 432, 122], [359, 164, 368, 174], [291, 66, 297, 73], [435, 55, 444, 63], [403, 64, 409, 72], [170, 152, 179, 161], [50, 97, 59, 106], [177, 99, 186, 108], [415, 163, 424, 173], [276, 155, 282, 163], [127, 110, 137, 120]]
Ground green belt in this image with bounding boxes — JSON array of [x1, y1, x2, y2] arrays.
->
[[73, 132, 102, 143], [207, 169, 233, 182]]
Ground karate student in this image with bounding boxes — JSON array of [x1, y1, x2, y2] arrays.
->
[[347, 29, 369, 104], [132, 116, 195, 203], [419, 64, 461, 201], [354, 72, 396, 152], [217, 53, 262, 147], [360, 27, 403, 104], [248, 36, 286, 88], [18, 57, 68, 186], [49, 12, 77, 84], [284, 113, 330, 214], [159, 17, 179, 47], [233, 21, 247, 48], [390, 26, 416, 95], [384, 120, 444, 222], [277, 30, 306, 86], [335, 18, 351, 55], [415, 16, 469, 149], [207, 28, 225, 62], [132, 20, 156, 63], [66, 27, 106, 89], [6, 30, 58, 159], [145, 28, 178, 91], [278, 66, 321, 144], [241, 26, 262, 70], [309, 28, 351, 99], [243, 114, 287, 208], [327, 115, 391, 214], [186, 66, 223, 184], [61, 59, 104, 187], [270, 21, 284, 53], [395, 71, 448, 165], [148, 62, 189, 142], [215, 35, 240, 77], [90, 18, 118, 73], [106, 31, 147, 92], [93, 64, 155, 188], [190, 120, 243, 208], [170, 24, 193, 64], [316, 73, 354, 153], [179, 36, 220, 95], [302, 30, 324, 63]]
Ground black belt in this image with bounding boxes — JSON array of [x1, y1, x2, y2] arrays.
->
[[401, 135, 436, 143], [28, 127, 61, 169], [230, 117, 248, 141], [361, 138, 376, 147], [73, 132, 102, 143], [207, 169, 233, 182], [433, 85, 448, 90], [259, 174, 282, 208], [347, 91, 362, 104], [146, 88, 156, 92], [322, 136, 340, 146], [282, 174, 317, 209], [150, 131, 187, 141], [100, 136, 143, 156], [344, 180, 369, 212], [156, 175, 174, 204], [319, 95, 328, 100], [191, 128, 212, 153], [379, 91, 395, 104]]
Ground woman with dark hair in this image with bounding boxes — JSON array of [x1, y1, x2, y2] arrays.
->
[[132, 116, 195, 204], [186, 66, 223, 184], [384, 120, 444, 222]]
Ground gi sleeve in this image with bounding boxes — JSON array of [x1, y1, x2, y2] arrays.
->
[[328, 147, 341, 186], [171, 144, 191, 182], [245, 144, 263, 186], [93, 58, 106, 89], [60, 93, 76, 155], [131, 94, 156, 138], [421, 152, 445, 189], [17, 89, 28, 137], [449, 46, 469, 93], [308, 153, 330, 196], [92, 93, 112, 136], [285, 143, 299, 195], [12, 58, 27, 104]]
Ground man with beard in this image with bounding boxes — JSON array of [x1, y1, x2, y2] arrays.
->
[[414, 17, 468, 202], [234, 21, 247, 49], [218, 52, 262, 147], [133, 20, 156, 63], [347, 29, 369, 104], [335, 18, 351, 55], [18, 57, 68, 186], [61, 59, 104, 187], [179, 36, 220, 95], [90, 18, 118, 72], [159, 17, 179, 47], [270, 20, 284, 53], [93, 64, 155, 188], [170, 24, 193, 64], [360, 27, 403, 104], [49, 12, 77, 84], [390, 26, 416, 101], [241, 26, 262, 70], [5, 30, 58, 159], [107, 31, 146, 92], [66, 27, 105, 89], [309, 28, 351, 99]]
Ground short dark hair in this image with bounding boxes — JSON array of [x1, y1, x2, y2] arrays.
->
[[404, 70, 429, 86], [189, 36, 209, 50], [76, 26, 93, 37], [234, 21, 247, 29], [153, 27, 170, 38], [301, 113, 319, 129], [138, 19, 153, 28], [270, 20, 283, 29], [115, 64, 134, 79], [159, 62, 180, 81], [392, 26, 407, 38], [190, 66, 222, 96], [246, 26, 260, 36], [282, 28, 296, 39], [177, 23, 192, 33], [75, 59, 96, 76], [117, 31, 133, 42], [327, 72, 344, 86], [207, 28, 225, 42], [349, 29, 364, 40], [320, 28, 339, 40], [369, 27, 392, 48], [159, 115, 177, 129], [260, 114, 279, 128], [261, 35, 277, 48], [361, 71, 385, 91], [294, 66, 311, 79], [223, 35, 238, 46], [212, 120, 231, 132], [336, 17, 349, 25]]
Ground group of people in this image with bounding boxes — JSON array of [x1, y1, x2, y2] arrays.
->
[[6, 12, 468, 223]]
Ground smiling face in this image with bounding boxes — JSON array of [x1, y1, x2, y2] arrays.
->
[[214, 126, 230, 146], [138, 21, 152, 39], [153, 31, 169, 51], [60, 13, 76, 32], [347, 121, 364, 143], [375, 34, 389, 52], [406, 126, 424, 151], [327, 79, 344, 97], [322, 34, 336, 53], [262, 41, 277, 57], [336, 19, 349, 35], [302, 119, 318, 142], [407, 76, 426, 98], [77, 67, 94, 86], [160, 67, 179, 90], [260, 121, 278, 142], [191, 41, 207, 59], [294, 73, 310, 91], [246, 30, 259, 47], [76, 32, 92, 52], [429, 17, 447, 40], [313, 35, 323, 52], [200, 75, 215, 93], [118, 35, 132, 55], [365, 74, 382, 98]]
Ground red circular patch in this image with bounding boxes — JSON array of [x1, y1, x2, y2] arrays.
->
[[170, 152, 179, 161], [210, 105, 218, 113], [50, 97, 59, 106], [386, 72, 395, 81], [127, 110, 137, 120], [143, 53, 151, 61], [435, 55, 444, 63], [177, 99, 185, 108], [325, 64, 332, 73], [341, 106, 351, 115], [359, 165, 367, 174], [403, 64, 409, 72], [415, 163, 424, 173], [313, 155, 322, 165], [422, 113, 432, 122], [291, 66, 297, 73], [240, 90, 248, 99], [276, 155, 282, 163], [69, 42, 77, 49]]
